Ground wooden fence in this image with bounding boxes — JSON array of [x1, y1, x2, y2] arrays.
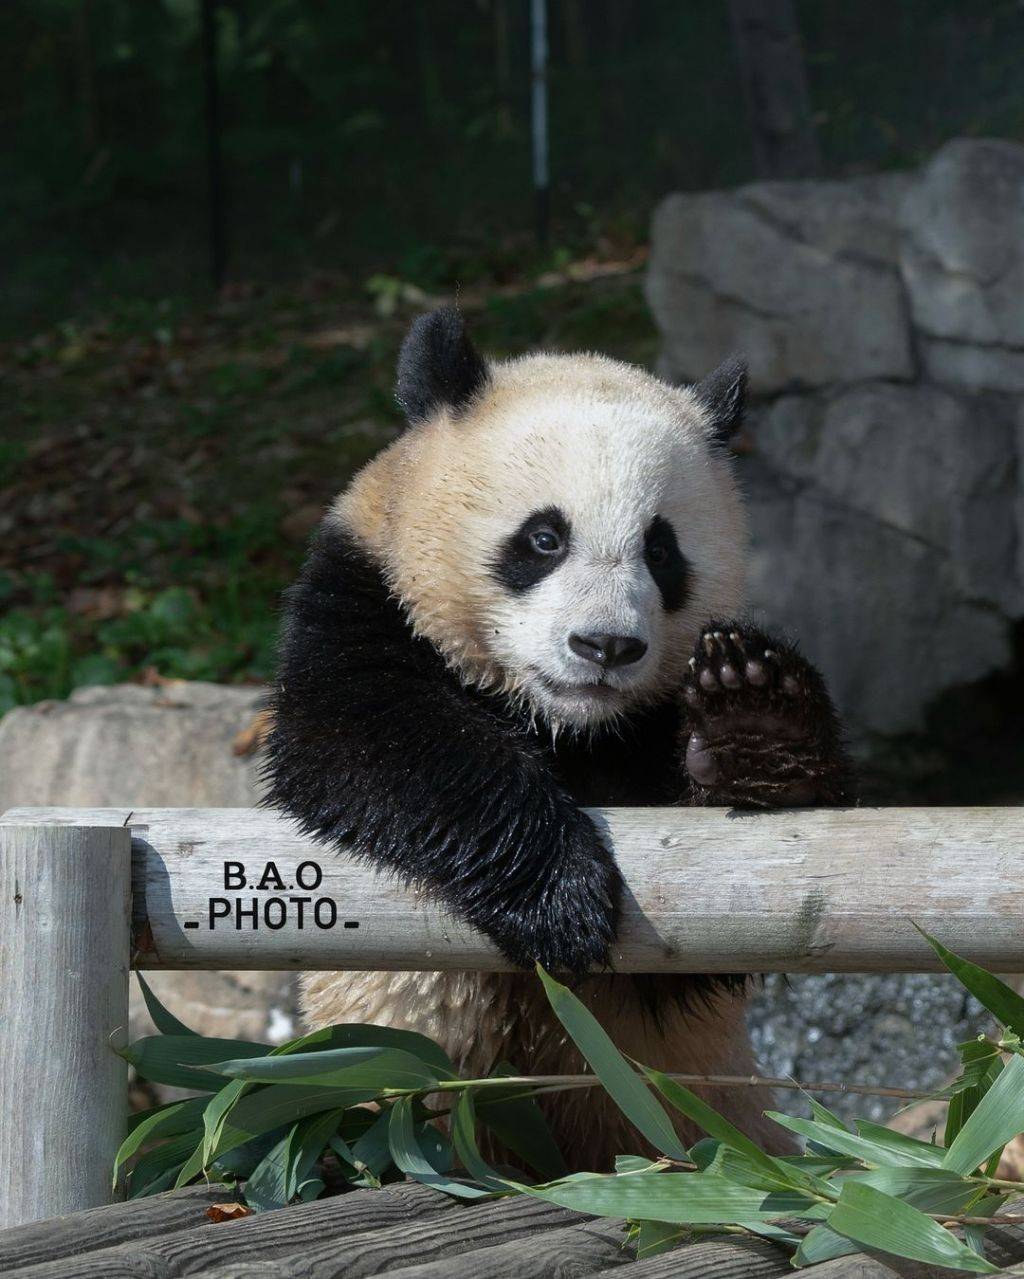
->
[[2, 803, 1023, 1228]]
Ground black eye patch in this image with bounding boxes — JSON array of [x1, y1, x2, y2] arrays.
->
[[644, 515, 690, 612], [491, 506, 571, 593]]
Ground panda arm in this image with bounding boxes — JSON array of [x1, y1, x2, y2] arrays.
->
[[264, 521, 621, 973]]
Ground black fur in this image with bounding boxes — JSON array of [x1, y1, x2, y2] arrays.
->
[[644, 515, 690, 612], [265, 521, 621, 976], [695, 356, 748, 443], [395, 306, 489, 424], [490, 507, 571, 594], [682, 621, 854, 808], [265, 525, 853, 990]]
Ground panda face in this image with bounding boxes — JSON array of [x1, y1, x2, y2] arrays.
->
[[471, 379, 744, 729], [337, 349, 748, 732]]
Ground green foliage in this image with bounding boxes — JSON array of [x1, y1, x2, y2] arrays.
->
[[118, 930, 1024, 1271]]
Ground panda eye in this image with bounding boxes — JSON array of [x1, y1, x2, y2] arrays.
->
[[529, 528, 562, 555], [647, 542, 669, 566]]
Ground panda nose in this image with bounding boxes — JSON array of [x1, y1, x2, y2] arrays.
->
[[568, 633, 648, 669]]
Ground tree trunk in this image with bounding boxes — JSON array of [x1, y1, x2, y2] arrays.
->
[[727, 0, 822, 180]]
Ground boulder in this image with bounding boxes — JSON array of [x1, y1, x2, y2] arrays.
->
[[646, 172, 913, 394], [744, 382, 1020, 734], [902, 139, 1024, 391]]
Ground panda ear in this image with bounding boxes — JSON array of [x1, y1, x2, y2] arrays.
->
[[694, 356, 747, 444], [395, 306, 489, 424]]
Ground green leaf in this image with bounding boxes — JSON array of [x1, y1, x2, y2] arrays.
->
[[634, 1219, 688, 1259], [135, 974, 198, 1037], [535, 965, 687, 1160], [451, 1092, 509, 1191], [826, 1180, 998, 1273], [766, 1112, 923, 1168], [851, 1120, 945, 1167], [643, 1066, 822, 1194], [119, 1035, 270, 1091], [207, 1083, 379, 1165], [946, 1039, 1005, 1147], [853, 1166, 988, 1215], [388, 1096, 492, 1199], [793, 1225, 860, 1267], [915, 928, 1024, 1038], [615, 1155, 658, 1173], [521, 1171, 818, 1224], [473, 1062, 568, 1181], [943, 1053, 1024, 1175], [271, 1023, 455, 1077], [113, 1096, 208, 1188], [200, 1045, 442, 1091], [130, 1132, 202, 1197], [244, 1109, 342, 1212]]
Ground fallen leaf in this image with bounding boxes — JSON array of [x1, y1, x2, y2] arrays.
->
[[206, 1202, 251, 1223]]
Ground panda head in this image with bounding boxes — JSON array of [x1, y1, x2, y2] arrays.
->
[[336, 307, 748, 731]]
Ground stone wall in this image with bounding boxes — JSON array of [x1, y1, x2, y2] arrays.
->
[[647, 138, 1024, 745]]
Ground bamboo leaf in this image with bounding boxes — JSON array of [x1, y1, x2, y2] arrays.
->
[[766, 1113, 915, 1167], [853, 1166, 989, 1215], [915, 928, 1024, 1038], [135, 973, 199, 1037], [208, 1083, 379, 1165], [244, 1109, 343, 1212], [199, 1045, 442, 1090], [473, 1062, 568, 1181], [535, 965, 687, 1160], [634, 1220, 688, 1258], [943, 1053, 1024, 1175], [643, 1066, 823, 1193], [851, 1120, 945, 1167], [120, 1035, 270, 1091], [113, 1096, 207, 1188], [826, 1180, 998, 1273], [793, 1225, 860, 1267], [388, 1096, 493, 1199], [521, 1171, 818, 1223]]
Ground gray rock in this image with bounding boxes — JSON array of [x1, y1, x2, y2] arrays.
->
[[901, 139, 1024, 382], [748, 972, 990, 1124], [744, 382, 1020, 734], [0, 680, 266, 811], [646, 173, 913, 394]]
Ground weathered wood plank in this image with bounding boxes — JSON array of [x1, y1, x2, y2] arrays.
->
[[0, 823, 132, 1228], [368, 1217, 629, 1279], [6, 805, 1024, 973], [599, 1234, 792, 1278], [0, 1186, 228, 1270], [2, 1182, 457, 1279], [177, 1195, 575, 1279]]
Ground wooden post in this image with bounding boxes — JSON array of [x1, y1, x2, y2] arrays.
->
[[0, 823, 132, 1228]]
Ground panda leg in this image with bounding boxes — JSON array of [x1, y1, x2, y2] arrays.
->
[[681, 622, 854, 808]]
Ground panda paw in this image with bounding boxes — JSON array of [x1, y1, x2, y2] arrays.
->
[[681, 622, 853, 808], [477, 817, 622, 976]]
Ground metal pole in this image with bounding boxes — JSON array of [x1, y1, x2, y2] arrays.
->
[[530, 0, 549, 249], [201, 0, 227, 289]]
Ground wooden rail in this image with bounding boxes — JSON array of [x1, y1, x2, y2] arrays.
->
[[2, 803, 1023, 1228]]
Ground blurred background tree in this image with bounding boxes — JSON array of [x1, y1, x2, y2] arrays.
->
[[3, 0, 1023, 331]]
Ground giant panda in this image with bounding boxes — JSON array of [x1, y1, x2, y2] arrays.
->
[[265, 306, 852, 1169]]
